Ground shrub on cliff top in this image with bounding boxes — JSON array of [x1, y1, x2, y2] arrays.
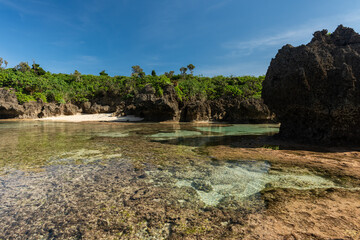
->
[[0, 61, 264, 104]]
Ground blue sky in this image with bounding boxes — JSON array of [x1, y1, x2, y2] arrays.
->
[[1, 0, 360, 76]]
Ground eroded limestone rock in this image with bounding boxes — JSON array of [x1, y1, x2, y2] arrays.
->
[[263, 25, 360, 143]]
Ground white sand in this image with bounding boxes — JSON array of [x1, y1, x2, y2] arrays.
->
[[38, 113, 144, 122]]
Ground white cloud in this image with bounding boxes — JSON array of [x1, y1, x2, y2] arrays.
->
[[224, 29, 312, 50], [198, 62, 268, 77], [222, 9, 360, 58]]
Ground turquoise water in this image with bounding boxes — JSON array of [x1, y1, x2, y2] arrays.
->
[[148, 124, 279, 140], [149, 130, 202, 140], [196, 124, 279, 136]]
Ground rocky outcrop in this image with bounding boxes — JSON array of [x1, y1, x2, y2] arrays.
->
[[81, 102, 111, 114], [222, 98, 275, 123], [0, 88, 82, 119], [124, 85, 180, 121], [0, 86, 274, 123], [181, 101, 212, 122], [119, 85, 274, 123], [262, 25, 360, 143], [0, 89, 25, 118]]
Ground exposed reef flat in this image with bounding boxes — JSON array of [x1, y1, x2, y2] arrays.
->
[[0, 121, 359, 239]]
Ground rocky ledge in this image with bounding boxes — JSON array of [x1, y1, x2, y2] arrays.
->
[[262, 25, 360, 143]]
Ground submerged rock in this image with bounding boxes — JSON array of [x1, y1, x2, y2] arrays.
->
[[191, 180, 213, 192], [263, 25, 360, 143]]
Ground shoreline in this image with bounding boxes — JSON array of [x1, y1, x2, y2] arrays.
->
[[1, 113, 275, 125], [36, 113, 144, 122]]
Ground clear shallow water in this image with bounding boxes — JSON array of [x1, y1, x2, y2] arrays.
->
[[148, 123, 280, 146], [0, 121, 349, 202], [196, 124, 279, 136], [147, 160, 338, 207], [148, 124, 278, 140], [0, 121, 356, 238]]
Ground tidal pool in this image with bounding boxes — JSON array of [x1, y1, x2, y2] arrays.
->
[[0, 121, 359, 239], [196, 124, 279, 136]]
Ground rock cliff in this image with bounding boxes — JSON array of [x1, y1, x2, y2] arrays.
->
[[262, 25, 360, 143], [0, 85, 274, 123], [0, 88, 83, 119], [124, 85, 180, 121], [120, 85, 274, 123]]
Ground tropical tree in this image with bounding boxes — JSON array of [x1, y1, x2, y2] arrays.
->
[[73, 70, 82, 81], [180, 67, 187, 78], [99, 70, 108, 76], [151, 70, 157, 76], [32, 61, 46, 75], [164, 71, 175, 79], [15, 62, 31, 72], [131, 65, 145, 78], [0, 58, 7, 69], [187, 64, 195, 75]]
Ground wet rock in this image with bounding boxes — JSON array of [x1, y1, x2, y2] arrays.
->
[[191, 180, 213, 192], [263, 25, 360, 143]]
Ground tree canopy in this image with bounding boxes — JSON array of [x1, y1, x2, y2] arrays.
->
[[0, 59, 264, 104]]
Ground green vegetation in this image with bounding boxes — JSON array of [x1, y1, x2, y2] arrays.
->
[[262, 145, 280, 150], [0, 59, 264, 104]]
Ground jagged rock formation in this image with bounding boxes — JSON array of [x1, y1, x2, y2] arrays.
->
[[181, 101, 212, 122], [1, 85, 274, 123], [124, 85, 180, 121], [0, 88, 84, 119], [0, 89, 25, 118], [120, 85, 274, 123], [81, 102, 111, 114], [263, 25, 360, 143], [229, 98, 275, 123]]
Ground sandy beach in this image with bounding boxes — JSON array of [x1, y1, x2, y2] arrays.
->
[[37, 113, 144, 122]]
